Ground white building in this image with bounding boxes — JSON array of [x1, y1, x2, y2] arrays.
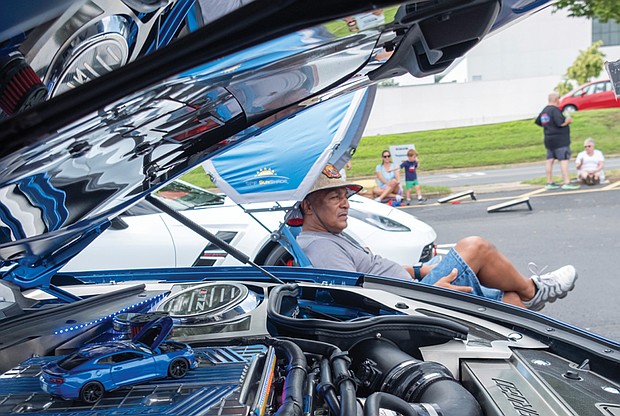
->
[[364, 6, 620, 135]]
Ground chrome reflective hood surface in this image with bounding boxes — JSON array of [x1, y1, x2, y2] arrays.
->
[[0, 0, 551, 289], [0, 5, 619, 416]]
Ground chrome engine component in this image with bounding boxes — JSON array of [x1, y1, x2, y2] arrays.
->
[[156, 282, 259, 325], [462, 349, 620, 415], [13, 0, 182, 105]]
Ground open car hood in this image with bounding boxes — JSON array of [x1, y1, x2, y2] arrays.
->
[[132, 316, 174, 350], [203, 85, 375, 204], [0, 0, 553, 293]]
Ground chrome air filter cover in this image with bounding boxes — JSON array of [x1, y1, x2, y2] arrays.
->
[[47, 15, 130, 97], [156, 282, 259, 325]]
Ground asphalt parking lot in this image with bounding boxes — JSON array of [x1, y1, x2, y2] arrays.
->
[[400, 182, 620, 342]]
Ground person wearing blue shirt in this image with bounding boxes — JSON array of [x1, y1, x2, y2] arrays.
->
[[399, 148, 426, 204], [373, 150, 401, 203]]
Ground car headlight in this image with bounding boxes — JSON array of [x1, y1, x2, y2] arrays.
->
[[348, 209, 410, 232]]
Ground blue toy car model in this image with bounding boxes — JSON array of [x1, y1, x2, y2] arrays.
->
[[40, 316, 196, 403]]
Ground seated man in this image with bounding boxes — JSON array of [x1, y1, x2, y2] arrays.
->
[[297, 164, 578, 310], [576, 138, 605, 185]]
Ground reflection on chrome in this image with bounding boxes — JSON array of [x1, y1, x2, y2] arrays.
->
[[156, 282, 259, 324]]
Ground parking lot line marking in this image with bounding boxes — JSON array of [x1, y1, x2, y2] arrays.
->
[[398, 182, 620, 208], [521, 188, 547, 197], [602, 181, 620, 190]]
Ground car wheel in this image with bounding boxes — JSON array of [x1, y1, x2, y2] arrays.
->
[[264, 245, 294, 266], [80, 381, 104, 404], [168, 358, 189, 379], [563, 104, 577, 113]]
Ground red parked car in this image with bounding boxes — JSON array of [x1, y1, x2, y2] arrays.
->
[[559, 79, 620, 112]]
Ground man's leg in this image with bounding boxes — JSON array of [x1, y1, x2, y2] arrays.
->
[[545, 158, 555, 183], [559, 159, 571, 184], [453, 237, 534, 306], [454, 236, 577, 310], [578, 170, 587, 183]]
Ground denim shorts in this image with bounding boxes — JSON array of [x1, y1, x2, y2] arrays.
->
[[546, 146, 571, 161], [421, 248, 503, 301]]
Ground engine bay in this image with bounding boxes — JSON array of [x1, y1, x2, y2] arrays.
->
[[0, 278, 618, 415]]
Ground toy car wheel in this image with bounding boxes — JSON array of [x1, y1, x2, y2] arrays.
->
[[168, 358, 189, 379], [80, 381, 104, 404]]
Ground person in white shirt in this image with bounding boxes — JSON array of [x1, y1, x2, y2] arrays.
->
[[575, 138, 605, 185]]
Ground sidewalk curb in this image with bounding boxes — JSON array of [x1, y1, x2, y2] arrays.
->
[[352, 177, 538, 199]]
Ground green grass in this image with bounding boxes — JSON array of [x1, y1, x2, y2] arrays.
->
[[350, 108, 620, 178], [180, 168, 213, 190], [181, 108, 620, 190]]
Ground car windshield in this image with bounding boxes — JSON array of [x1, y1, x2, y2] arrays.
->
[[154, 181, 225, 211], [123, 181, 224, 216]]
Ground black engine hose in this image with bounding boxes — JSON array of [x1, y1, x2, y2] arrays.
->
[[319, 358, 341, 415], [416, 378, 482, 416], [262, 338, 307, 416], [350, 339, 482, 416], [364, 392, 420, 416], [284, 337, 358, 416]]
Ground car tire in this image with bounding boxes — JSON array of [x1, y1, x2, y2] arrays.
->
[[80, 381, 104, 404], [563, 104, 577, 113], [264, 245, 294, 266], [168, 358, 189, 379]]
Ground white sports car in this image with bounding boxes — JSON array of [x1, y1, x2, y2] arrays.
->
[[62, 180, 437, 271]]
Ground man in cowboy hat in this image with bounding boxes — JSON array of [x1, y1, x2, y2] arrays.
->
[[297, 164, 577, 310]]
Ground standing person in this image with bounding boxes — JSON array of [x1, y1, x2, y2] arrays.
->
[[575, 138, 605, 185], [373, 150, 401, 203], [399, 148, 426, 205], [297, 165, 578, 310], [535, 93, 579, 190]]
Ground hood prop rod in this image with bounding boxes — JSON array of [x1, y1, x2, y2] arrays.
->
[[146, 195, 284, 284]]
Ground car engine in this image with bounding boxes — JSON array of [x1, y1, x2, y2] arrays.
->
[[0, 279, 618, 415]]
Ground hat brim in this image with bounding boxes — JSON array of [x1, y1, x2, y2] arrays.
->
[[307, 183, 363, 198], [345, 184, 363, 197]]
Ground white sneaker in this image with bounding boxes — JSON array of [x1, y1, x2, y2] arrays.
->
[[374, 197, 382, 202], [395, 194, 403, 202], [523, 264, 577, 311]]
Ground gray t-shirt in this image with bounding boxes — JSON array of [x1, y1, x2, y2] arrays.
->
[[297, 231, 411, 280]]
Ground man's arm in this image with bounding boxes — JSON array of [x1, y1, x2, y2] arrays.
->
[[575, 154, 583, 170], [403, 264, 473, 293], [552, 107, 570, 127]]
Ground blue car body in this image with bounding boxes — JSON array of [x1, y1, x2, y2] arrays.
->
[[39, 317, 196, 401]]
